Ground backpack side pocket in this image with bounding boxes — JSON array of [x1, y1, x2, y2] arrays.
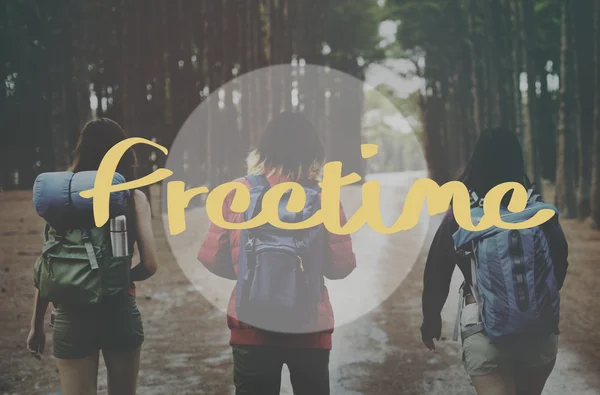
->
[[102, 256, 132, 297]]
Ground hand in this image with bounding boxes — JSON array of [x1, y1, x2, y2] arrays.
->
[[423, 338, 437, 351], [27, 327, 45, 360], [421, 316, 441, 352]]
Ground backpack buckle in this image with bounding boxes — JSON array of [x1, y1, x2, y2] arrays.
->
[[245, 237, 255, 253]]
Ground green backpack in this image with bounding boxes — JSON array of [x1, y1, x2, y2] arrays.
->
[[33, 225, 132, 305]]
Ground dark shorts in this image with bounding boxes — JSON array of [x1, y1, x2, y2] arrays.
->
[[52, 294, 144, 359], [232, 345, 330, 395]]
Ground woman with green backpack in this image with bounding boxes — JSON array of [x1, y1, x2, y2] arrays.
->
[[26, 118, 159, 395]]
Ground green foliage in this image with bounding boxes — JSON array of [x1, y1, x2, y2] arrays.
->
[[325, 0, 385, 74]]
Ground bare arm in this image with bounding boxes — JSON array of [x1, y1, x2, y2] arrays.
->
[[30, 289, 49, 331], [27, 289, 48, 359], [130, 190, 158, 281]]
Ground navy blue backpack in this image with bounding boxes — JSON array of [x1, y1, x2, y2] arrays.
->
[[33, 171, 129, 229], [452, 190, 561, 343], [236, 175, 325, 334]]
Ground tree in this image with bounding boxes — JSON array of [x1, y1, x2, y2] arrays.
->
[[323, 0, 383, 178], [591, 0, 600, 227], [522, 0, 542, 192], [466, 0, 482, 138], [554, 0, 577, 218], [573, 0, 596, 218]]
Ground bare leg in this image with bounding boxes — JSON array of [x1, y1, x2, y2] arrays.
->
[[56, 352, 100, 395], [103, 346, 142, 395], [471, 371, 516, 395], [515, 359, 556, 395]]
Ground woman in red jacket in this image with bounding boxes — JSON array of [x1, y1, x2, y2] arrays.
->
[[198, 112, 356, 395]]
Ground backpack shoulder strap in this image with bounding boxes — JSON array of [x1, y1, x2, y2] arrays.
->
[[245, 174, 270, 189], [527, 188, 542, 203], [43, 223, 50, 242], [304, 181, 321, 193], [244, 175, 270, 221], [41, 224, 62, 254], [81, 229, 100, 270]]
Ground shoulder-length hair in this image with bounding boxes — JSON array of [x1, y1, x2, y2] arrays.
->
[[247, 112, 325, 182], [459, 127, 532, 199]]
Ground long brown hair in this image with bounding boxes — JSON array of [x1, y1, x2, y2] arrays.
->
[[71, 118, 137, 181], [72, 118, 140, 236]]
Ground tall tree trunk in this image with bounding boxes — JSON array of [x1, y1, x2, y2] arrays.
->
[[122, 0, 149, 159], [283, 0, 294, 112], [269, 0, 283, 115], [104, 1, 125, 127], [491, 0, 511, 131], [522, 0, 543, 192], [466, 0, 482, 138], [590, 0, 600, 226], [484, 0, 501, 127], [221, 0, 243, 179], [206, 0, 219, 186], [574, 0, 595, 218], [555, 0, 578, 218], [239, 0, 252, 153], [538, 67, 556, 180], [511, 0, 523, 140], [420, 58, 451, 184], [502, 0, 517, 136]]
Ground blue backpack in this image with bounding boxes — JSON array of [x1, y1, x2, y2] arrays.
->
[[236, 175, 325, 334], [452, 190, 561, 343]]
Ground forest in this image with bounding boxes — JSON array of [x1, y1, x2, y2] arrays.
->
[[1, 0, 599, 226], [383, 0, 600, 227]]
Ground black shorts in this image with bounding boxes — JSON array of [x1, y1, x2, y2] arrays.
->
[[52, 294, 144, 359]]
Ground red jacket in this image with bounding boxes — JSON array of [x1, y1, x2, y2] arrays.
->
[[197, 174, 356, 350]]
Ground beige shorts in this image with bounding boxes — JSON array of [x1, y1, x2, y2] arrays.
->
[[462, 332, 558, 376], [461, 303, 558, 376]]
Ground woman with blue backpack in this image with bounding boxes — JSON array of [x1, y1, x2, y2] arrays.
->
[[26, 118, 159, 395], [421, 128, 569, 395], [198, 112, 356, 395]]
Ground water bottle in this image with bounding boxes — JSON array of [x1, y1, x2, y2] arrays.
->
[[110, 215, 129, 257]]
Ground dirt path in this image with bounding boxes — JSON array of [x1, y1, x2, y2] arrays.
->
[[0, 188, 234, 395], [2, 174, 600, 394], [351, 214, 600, 395]]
